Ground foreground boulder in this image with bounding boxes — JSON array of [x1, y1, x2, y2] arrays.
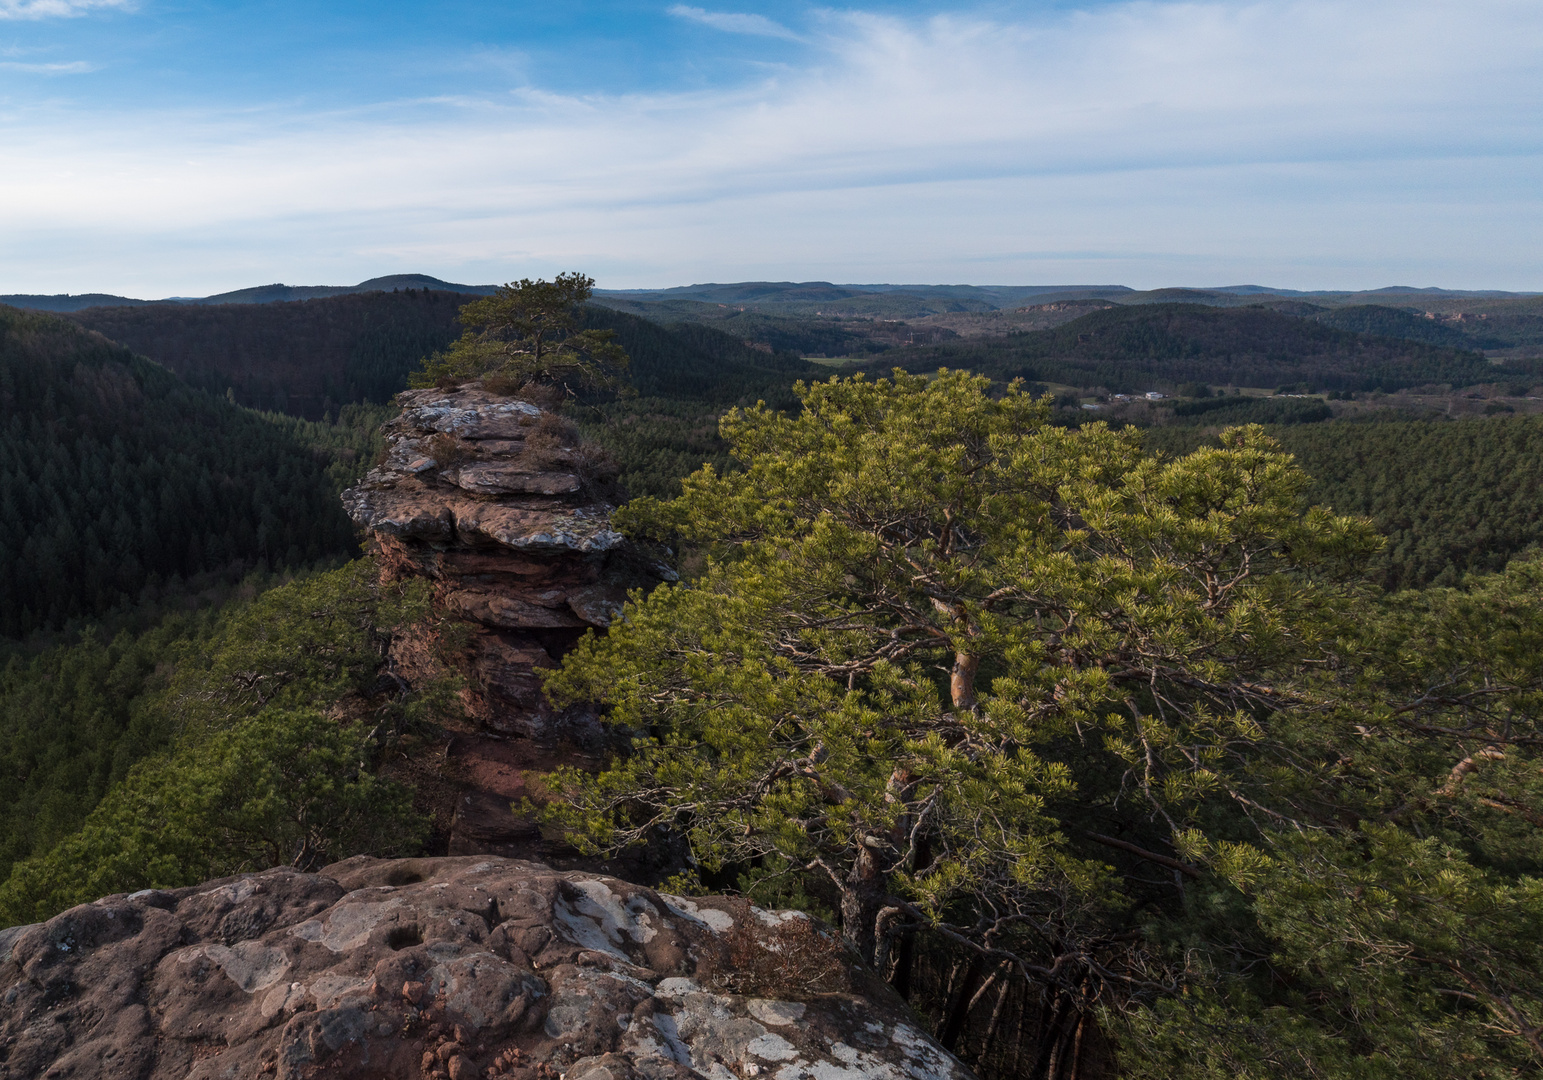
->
[[0, 856, 972, 1080]]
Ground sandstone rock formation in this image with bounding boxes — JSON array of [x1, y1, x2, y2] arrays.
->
[[0, 856, 973, 1080], [340, 386, 668, 863]]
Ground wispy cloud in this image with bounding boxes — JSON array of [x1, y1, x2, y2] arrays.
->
[[667, 5, 801, 41], [0, 0, 1540, 293], [0, 0, 131, 18], [0, 59, 95, 72]]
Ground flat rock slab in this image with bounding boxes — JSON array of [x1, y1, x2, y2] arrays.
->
[[0, 857, 973, 1080], [400, 396, 542, 440], [342, 485, 624, 555], [446, 463, 583, 497]]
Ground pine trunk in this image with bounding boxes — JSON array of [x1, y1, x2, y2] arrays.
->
[[840, 845, 887, 968], [951, 650, 980, 712]]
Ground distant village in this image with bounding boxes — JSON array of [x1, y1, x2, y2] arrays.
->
[[1082, 391, 1166, 409]]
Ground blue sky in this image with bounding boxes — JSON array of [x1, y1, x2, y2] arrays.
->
[[1, 0, 1540, 295]]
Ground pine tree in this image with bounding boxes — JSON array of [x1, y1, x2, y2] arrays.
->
[[542, 370, 1378, 1058]]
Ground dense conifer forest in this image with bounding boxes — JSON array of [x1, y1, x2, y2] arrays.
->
[[0, 613, 212, 887], [0, 306, 379, 639], [1311, 303, 1508, 349], [0, 563, 447, 922], [65, 288, 470, 416], [1146, 415, 1543, 589]]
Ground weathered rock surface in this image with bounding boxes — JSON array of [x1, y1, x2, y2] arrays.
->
[[0, 857, 972, 1080], [341, 386, 669, 861], [342, 386, 659, 656]]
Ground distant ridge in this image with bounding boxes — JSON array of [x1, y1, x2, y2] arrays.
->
[[592, 282, 1133, 307], [0, 274, 497, 313], [196, 274, 498, 305], [2, 277, 1538, 315], [1201, 284, 1538, 299], [0, 292, 158, 312]]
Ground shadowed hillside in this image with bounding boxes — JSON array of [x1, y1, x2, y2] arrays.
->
[[63, 291, 822, 420], [1312, 304, 1509, 350], [65, 288, 471, 417], [0, 305, 369, 638]]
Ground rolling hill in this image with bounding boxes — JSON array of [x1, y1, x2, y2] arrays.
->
[[856, 302, 1518, 392], [65, 288, 472, 416], [0, 274, 495, 313], [60, 290, 821, 420]]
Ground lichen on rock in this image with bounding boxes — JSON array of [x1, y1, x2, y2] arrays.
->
[[0, 857, 974, 1080]]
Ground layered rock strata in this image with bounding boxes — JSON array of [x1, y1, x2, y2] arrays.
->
[[0, 857, 973, 1080], [341, 386, 668, 862]]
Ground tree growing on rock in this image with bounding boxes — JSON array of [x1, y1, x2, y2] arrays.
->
[[541, 369, 1380, 1060], [411, 272, 629, 400]]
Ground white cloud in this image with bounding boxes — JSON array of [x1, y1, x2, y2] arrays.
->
[[0, 0, 132, 18], [667, 5, 802, 41], [0, 0, 1540, 293], [0, 59, 95, 72]]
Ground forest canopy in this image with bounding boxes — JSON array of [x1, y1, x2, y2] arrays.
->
[[1147, 414, 1543, 589], [66, 288, 469, 416], [0, 561, 452, 925]]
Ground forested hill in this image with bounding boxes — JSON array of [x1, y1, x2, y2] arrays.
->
[[64, 291, 820, 420], [65, 288, 469, 417], [0, 306, 369, 639], [1311, 303, 1508, 350], [860, 302, 1512, 392], [577, 305, 818, 405]]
